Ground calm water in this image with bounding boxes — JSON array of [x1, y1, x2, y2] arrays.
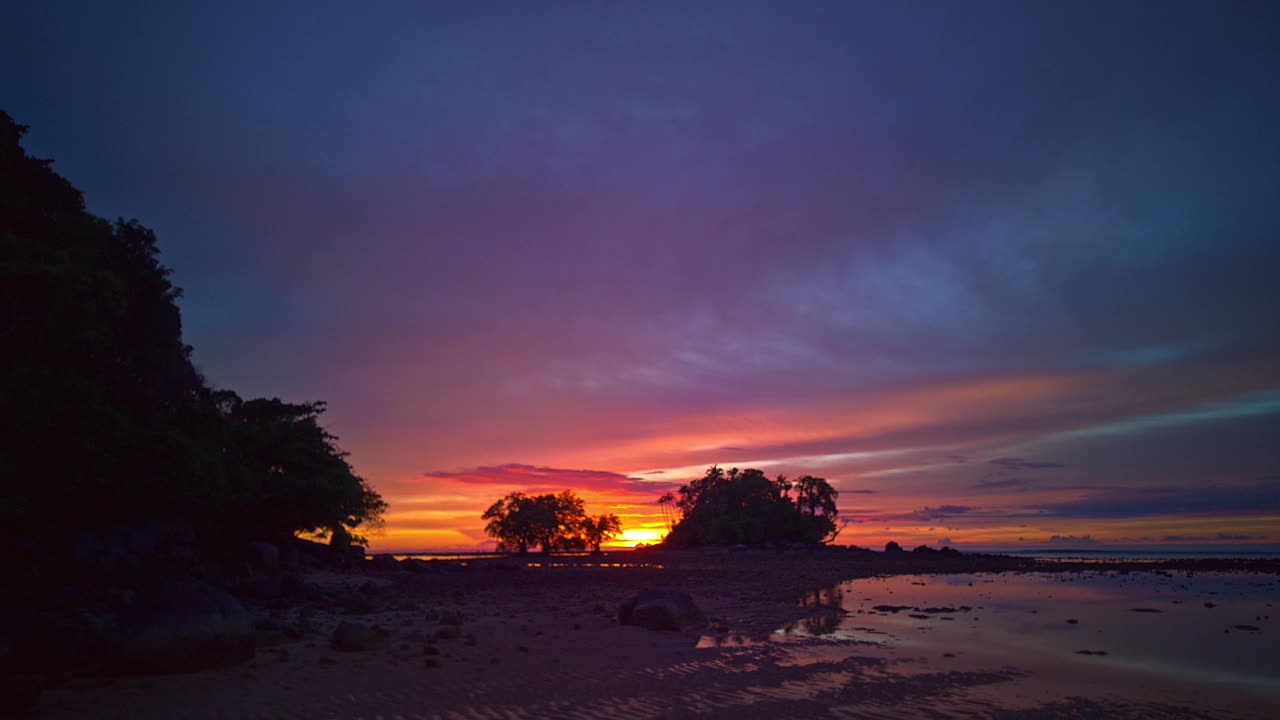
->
[[710, 571, 1280, 717]]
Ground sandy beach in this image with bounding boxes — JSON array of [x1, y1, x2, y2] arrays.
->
[[29, 550, 1279, 719]]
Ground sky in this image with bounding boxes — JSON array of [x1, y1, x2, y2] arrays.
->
[[3, 1, 1279, 552]]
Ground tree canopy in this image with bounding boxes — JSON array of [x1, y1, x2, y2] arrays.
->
[[0, 110, 386, 556], [482, 490, 620, 553], [661, 466, 841, 547]]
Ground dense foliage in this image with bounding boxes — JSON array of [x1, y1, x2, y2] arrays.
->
[[661, 466, 841, 547], [0, 111, 386, 556], [482, 490, 621, 553]]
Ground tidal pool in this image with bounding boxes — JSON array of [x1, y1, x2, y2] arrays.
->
[[764, 571, 1279, 717]]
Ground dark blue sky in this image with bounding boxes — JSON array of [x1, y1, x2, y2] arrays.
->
[[4, 1, 1279, 549]]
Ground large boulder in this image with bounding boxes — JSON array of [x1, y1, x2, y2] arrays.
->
[[370, 554, 400, 572], [248, 541, 280, 572], [331, 621, 390, 652], [109, 576, 254, 674], [618, 590, 706, 632]]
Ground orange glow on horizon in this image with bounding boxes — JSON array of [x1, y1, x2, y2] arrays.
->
[[360, 369, 1277, 555]]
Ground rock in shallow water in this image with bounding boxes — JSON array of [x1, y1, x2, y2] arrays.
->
[[618, 590, 707, 632]]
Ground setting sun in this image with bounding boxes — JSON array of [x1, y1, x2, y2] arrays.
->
[[619, 527, 665, 545]]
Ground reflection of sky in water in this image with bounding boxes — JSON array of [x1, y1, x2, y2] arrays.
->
[[790, 572, 1280, 708]]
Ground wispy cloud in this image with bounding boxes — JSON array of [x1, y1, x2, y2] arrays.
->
[[1031, 483, 1280, 519], [974, 478, 1034, 490], [1052, 390, 1280, 441], [1046, 535, 1098, 545], [988, 457, 1066, 471]]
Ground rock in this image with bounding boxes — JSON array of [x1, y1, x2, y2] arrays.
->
[[239, 573, 282, 599], [345, 545, 367, 565], [884, 541, 903, 554], [618, 590, 707, 632], [285, 537, 330, 568], [253, 629, 293, 648], [331, 621, 390, 652], [280, 573, 322, 601], [400, 558, 434, 573], [248, 542, 280, 572], [3, 609, 97, 673], [340, 592, 377, 615], [110, 576, 254, 674], [0, 674, 43, 719], [371, 554, 400, 572], [432, 625, 463, 640]]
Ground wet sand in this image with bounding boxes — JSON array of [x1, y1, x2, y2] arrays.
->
[[33, 550, 1280, 719]]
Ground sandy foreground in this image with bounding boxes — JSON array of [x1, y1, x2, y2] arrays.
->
[[32, 550, 1280, 719]]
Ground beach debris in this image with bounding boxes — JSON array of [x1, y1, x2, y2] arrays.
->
[[331, 621, 390, 652], [618, 589, 707, 631], [1075, 649, 1109, 656], [1203, 602, 1216, 608], [1066, 619, 1079, 624], [1232, 624, 1261, 632], [1128, 608, 1163, 613]]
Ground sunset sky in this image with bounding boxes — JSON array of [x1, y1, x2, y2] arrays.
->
[[4, 2, 1278, 552]]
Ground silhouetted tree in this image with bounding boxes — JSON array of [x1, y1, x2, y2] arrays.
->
[[580, 514, 622, 552], [481, 490, 618, 553], [662, 466, 841, 547], [795, 475, 839, 518], [657, 491, 677, 532], [211, 394, 387, 545], [0, 110, 386, 565]]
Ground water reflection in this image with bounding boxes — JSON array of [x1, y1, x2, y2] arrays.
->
[[781, 613, 843, 636], [794, 572, 1280, 706], [797, 584, 846, 611], [693, 571, 1278, 717]]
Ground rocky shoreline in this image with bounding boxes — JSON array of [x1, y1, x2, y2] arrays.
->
[[8, 543, 1278, 718]]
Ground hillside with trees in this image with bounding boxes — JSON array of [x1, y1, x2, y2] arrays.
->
[[661, 466, 841, 547], [0, 110, 386, 580]]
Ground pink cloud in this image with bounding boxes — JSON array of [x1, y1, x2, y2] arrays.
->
[[423, 463, 678, 499]]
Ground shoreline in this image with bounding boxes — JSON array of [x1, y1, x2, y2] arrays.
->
[[27, 549, 1280, 719]]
